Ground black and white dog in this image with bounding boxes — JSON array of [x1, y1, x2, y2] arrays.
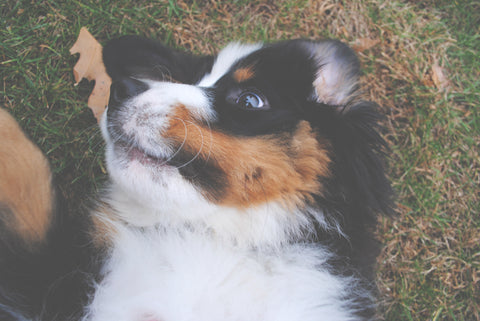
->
[[0, 36, 393, 321]]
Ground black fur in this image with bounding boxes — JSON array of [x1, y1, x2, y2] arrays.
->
[[0, 192, 99, 321], [212, 40, 317, 136], [309, 101, 394, 281], [102, 35, 214, 85]]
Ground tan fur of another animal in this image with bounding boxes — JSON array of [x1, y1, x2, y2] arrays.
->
[[0, 109, 53, 245]]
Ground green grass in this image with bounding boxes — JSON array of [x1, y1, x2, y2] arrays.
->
[[370, 1, 480, 319], [1, 0, 479, 320]]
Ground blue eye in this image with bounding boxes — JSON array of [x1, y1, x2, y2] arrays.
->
[[236, 92, 266, 109]]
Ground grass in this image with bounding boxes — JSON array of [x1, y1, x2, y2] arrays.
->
[[1, 0, 479, 320]]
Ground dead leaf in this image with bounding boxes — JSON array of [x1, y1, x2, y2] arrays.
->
[[70, 27, 111, 122], [432, 61, 450, 92], [352, 38, 380, 52]]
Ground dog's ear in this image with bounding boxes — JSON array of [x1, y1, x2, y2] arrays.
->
[[102, 36, 214, 84], [305, 40, 360, 106]]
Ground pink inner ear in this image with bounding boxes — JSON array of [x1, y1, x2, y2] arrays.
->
[[306, 41, 359, 106], [313, 60, 357, 106]]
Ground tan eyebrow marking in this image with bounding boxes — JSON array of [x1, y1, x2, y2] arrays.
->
[[233, 66, 255, 83]]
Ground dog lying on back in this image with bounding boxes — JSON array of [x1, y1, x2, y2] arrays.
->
[[0, 36, 393, 321]]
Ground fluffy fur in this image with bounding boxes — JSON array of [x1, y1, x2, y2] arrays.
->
[[0, 36, 393, 321]]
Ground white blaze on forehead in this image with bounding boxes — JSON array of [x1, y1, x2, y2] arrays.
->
[[197, 42, 263, 87], [144, 81, 215, 121]]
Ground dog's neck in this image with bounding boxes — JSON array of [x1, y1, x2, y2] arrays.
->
[[99, 183, 336, 250]]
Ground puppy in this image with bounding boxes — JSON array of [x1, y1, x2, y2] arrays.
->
[[0, 37, 393, 321]]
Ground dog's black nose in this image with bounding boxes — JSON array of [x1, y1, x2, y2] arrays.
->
[[109, 77, 148, 109]]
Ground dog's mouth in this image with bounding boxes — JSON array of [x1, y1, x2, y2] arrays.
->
[[127, 146, 160, 165], [115, 141, 171, 168]]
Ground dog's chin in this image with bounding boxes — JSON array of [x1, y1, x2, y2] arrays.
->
[[104, 142, 209, 217]]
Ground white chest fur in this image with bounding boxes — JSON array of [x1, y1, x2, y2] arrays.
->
[[83, 224, 363, 321]]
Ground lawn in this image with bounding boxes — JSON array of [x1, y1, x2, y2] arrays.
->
[[1, 0, 479, 320]]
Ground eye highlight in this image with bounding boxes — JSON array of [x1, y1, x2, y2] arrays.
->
[[235, 91, 268, 110]]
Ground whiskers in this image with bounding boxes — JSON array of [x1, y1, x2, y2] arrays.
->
[[162, 117, 214, 174], [171, 117, 212, 169], [106, 113, 214, 172], [151, 64, 178, 84]]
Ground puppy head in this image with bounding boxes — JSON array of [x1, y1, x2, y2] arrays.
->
[[101, 37, 386, 220]]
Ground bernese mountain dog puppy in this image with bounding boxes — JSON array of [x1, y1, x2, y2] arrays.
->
[[0, 36, 393, 321]]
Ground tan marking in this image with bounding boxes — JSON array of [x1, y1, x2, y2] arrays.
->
[[233, 66, 255, 83], [90, 204, 120, 248], [166, 107, 331, 208], [0, 109, 54, 244]]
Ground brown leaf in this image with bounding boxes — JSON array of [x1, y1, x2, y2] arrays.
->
[[70, 27, 111, 122], [352, 38, 380, 52], [432, 61, 450, 92]]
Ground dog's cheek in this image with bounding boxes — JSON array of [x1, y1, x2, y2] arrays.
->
[[166, 111, 331, 209], [214, 122, 331, 208]]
